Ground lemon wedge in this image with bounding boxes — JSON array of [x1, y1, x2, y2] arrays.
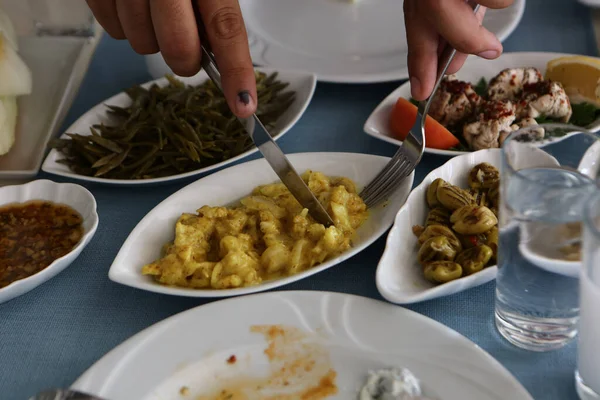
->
[[545, 55, 600, 104]]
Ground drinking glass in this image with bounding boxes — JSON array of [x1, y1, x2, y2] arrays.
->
[[495, 123, 600, 352], [576, 190, 600, 399]]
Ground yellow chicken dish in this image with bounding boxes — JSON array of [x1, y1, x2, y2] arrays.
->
[[141, 171, 368, 289]]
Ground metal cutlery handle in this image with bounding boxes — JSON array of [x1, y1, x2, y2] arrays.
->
[[421, 0, 480, 116], [30, 389, 106, 400]]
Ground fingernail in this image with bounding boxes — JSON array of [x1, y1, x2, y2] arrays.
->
[[236, 90, 254, 115], [410, 76, 421, 97], [238, 90, 250, 105], [477, 50, 499, 59]]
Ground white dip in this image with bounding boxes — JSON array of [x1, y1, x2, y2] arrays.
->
[[359, 368, 428, 400]]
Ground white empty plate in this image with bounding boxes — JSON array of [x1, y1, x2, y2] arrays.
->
[[72, 291, 534, 400], [41, 67, 316, 185], [364, 52, 599, 156], [240, 0, 525, 83], [108, 152, 413, 297]]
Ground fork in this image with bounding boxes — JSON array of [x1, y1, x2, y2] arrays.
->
[[360, 1, 480, 208]]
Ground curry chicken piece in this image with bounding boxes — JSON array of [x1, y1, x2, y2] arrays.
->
[[428, 75, 482, 127], [141, 171, 368, 290], [487, 67, 543, 101]]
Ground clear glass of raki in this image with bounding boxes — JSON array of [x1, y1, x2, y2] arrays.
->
[[576, 189, 600, 399], [495, 123, 600, 352]]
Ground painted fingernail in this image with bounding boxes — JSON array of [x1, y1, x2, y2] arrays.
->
[[236, 90, 254, 114], [477, 50, 499, 59], [410, 76, 421, 97], [238, 90, 250, 105]]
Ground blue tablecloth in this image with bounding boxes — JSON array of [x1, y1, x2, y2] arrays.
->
[[1, 1, 597, 399]]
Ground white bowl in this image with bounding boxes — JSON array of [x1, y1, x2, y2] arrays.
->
[[0, 180, 98, 304], [108, 152, 414, 298], [42, 67, 317, 185], [376, 150, 500, 304]]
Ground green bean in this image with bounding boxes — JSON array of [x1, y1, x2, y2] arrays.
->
[[50, 71, 295, 180]]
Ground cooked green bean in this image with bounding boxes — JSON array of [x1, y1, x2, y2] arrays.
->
[[50, 71, 296, 180]]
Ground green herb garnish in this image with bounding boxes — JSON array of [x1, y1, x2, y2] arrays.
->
[[51, 72, 296, 180], [474, 77, 488, 97], [535, 102, 600, 127], [570, 102, 600, 126], [534, 115, 551, 124]]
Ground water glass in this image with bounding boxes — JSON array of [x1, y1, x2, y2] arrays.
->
[[495, 123, 600, 352], [576, 190, 600, 399]]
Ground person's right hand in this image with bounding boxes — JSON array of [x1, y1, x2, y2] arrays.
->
[[86, 0, 257, 118], [404, 0, 514, 101]]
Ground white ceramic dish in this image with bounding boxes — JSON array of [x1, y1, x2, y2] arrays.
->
[[72, 290, 534, 400], [364, 52, 600, 156], [0, 179, 98, 304], [41, 67, 317, 185], [376, 150, 500, 304], [377, 147, 567, 304], [0, 29, 103, 179], [108, 152, 413, 297], [579, 140, 600, 180], [223, 0, 525, 84]]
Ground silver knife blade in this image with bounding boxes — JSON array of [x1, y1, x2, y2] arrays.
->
[[593, 8, 600, 55], [198, 46, 334, 227]]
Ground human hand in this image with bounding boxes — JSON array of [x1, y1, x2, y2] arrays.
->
[[404, 0, 514, 101], [86, 0, 257, 118]]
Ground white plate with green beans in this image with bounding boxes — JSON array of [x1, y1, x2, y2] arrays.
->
[[364, 52, 600, 157], [41, 67, 316, 185]]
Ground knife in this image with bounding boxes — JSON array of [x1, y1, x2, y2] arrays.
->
[[593, 8, 600, 56], [193, 15, 334, 227]]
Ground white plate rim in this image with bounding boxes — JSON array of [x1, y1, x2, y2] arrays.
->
[[41, 67, 317, 186], [243, 0, 525, 84], [363, 51, 598, 156], [375, 149, 501, 305], [108, 151, 414, 298], [0, 179, 99, 303], [71, 290, 534, 400]]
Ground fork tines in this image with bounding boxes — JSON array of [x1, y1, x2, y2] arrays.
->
[[360, 149, 415, 208]]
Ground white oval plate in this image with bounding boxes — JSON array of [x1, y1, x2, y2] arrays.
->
[[0, 180, 98, 304], [377, 147, 564, 304], [239, 0, 524, 84], [71, 291, 533, 400], [41, 67, 316, 185], [108, 152, 413, 297], [376, 150, 500, 304], [364, 52, 600, 156]]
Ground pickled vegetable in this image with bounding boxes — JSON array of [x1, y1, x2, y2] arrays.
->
[[425, 207, 451, 227], [468, 162, 500, 190], [436, 184, 475, 210], [427, 178, 446, 208], [417, 224, 462, 252], [417, 236, 458, 265], [451, 205, 498, 235], [423, 261, 463, 283], [413, 162, 500, 285], [455, 245, 493, 275]]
